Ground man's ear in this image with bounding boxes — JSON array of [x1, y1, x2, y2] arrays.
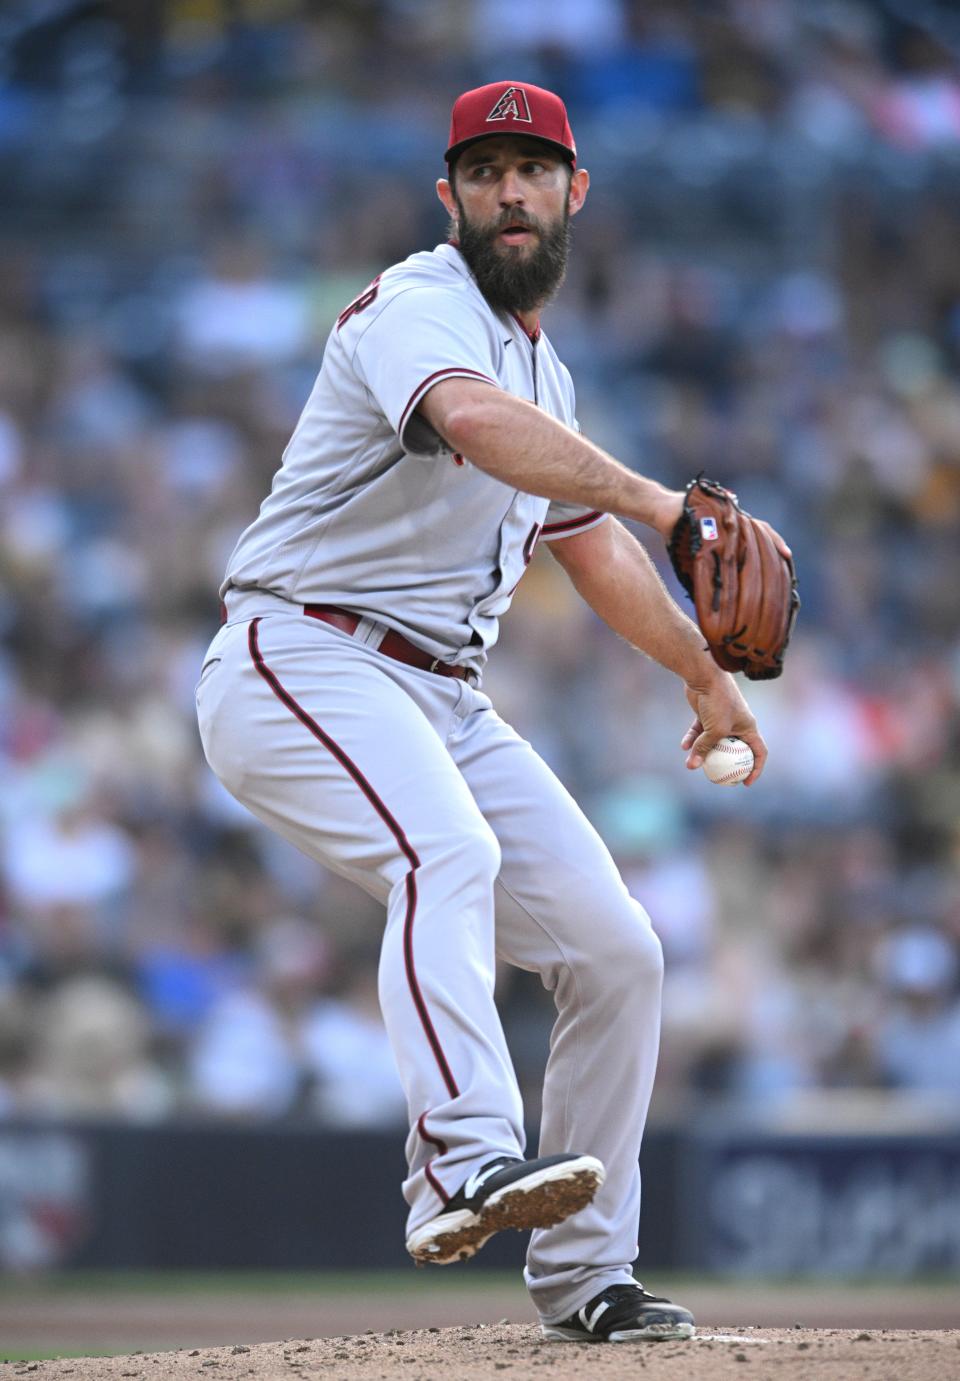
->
[[568, 167, 590, 218], [437, 178, 458, 220]]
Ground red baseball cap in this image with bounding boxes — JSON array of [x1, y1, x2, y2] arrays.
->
[[445, 81, 577, 168]]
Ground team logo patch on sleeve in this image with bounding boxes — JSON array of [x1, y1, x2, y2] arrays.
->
[[487, 86, 533, 125], [700, 517, 719, 541]]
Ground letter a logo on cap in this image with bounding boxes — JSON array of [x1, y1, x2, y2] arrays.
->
[[486, 85, 533, 125]]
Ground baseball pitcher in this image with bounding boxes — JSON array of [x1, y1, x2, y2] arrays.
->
[[196, 81, 795, 1343]]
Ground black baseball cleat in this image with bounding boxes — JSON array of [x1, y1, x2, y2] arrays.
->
[[405, 1152, 605, 1265], [542, 1282, 695, 1342]]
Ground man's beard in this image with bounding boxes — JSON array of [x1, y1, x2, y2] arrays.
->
[[454, 196, 571, 315]]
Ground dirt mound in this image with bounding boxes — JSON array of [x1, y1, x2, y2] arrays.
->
[[4, 1326, 959, 1381]]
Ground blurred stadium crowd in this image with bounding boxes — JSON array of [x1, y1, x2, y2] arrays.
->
[[1, 0, 959, 1126]]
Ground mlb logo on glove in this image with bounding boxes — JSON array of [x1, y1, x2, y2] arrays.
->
[[699, 517, 719, 540]]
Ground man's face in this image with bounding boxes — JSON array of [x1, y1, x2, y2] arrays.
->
[[442, 137, 582, 315]]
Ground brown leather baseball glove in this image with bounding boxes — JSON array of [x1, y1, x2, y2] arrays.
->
[[668, 475, 799, 681]]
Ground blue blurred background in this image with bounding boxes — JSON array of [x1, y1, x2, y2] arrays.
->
[[0, 0, 959, 1278]]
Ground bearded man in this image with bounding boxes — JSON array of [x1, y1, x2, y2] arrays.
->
[[197, 81, 768, 1343]]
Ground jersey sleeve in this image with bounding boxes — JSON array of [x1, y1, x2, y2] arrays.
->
[[541, 502, 609, 541], [351, 286, 500, 456]]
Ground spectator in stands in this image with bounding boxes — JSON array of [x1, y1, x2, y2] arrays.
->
[[0, 0, 957, 1124]]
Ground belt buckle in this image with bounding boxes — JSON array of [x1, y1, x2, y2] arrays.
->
[[428, 657, 443, 673]]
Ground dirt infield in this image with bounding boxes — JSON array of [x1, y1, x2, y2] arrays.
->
[[1, 1277, 959, 1377], [3, 1324, 960, 1381]]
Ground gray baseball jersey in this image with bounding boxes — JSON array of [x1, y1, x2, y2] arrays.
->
[[221, 242, 607, 674], [199, 238, 662, 1323]]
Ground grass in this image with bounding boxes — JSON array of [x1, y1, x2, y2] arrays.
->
[[6, 1269, 958, 1295], [0, 1268, 524, 1296], [0, 1352, 130, 1363]]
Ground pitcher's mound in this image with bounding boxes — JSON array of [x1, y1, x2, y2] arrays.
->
[[6, 1325, 960, 1381]]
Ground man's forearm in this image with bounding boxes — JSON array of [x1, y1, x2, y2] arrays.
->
[[423, 385, 680, 537], [559, 520, 721, 688], [551, 517, 766, 777]]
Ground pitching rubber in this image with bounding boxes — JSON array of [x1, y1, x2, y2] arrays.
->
[[406, 1155, 605, 1265]]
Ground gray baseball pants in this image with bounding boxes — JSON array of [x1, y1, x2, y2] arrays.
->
[[195, 596, 664, 1324]]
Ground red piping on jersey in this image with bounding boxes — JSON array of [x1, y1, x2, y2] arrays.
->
[[398, 367, 497, 439], [417, 1112, 451, 1205], [510, 311, 541, 343], [542, 509, 603, 535], [246, 619, 461, 1128]]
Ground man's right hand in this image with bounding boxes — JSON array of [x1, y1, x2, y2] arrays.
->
[[681, 674, 767, 786]]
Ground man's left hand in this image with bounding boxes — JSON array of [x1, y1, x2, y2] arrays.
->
[[647, 487, 686, 541]]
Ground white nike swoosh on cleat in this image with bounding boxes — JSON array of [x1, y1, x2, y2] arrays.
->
[[406, 1156, 605, 1265], [462, 1161, 513, 1200]]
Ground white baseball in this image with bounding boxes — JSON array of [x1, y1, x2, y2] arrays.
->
[[702, 737, 754, 786]]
